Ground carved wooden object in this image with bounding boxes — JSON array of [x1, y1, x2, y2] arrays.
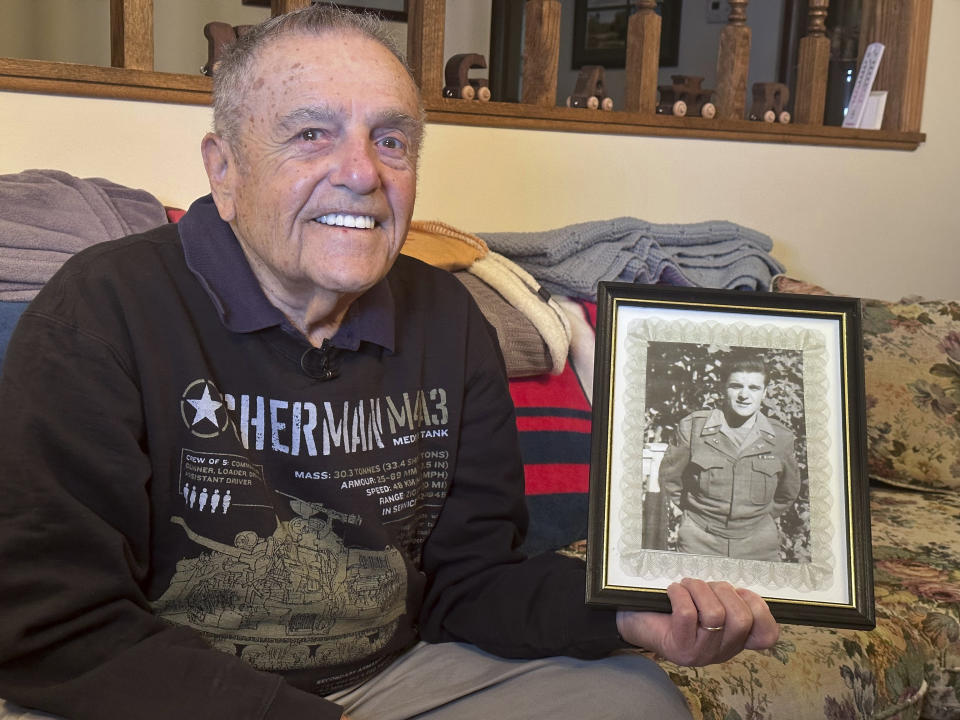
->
[[110, 0, 153, 71], [715, 0, 750, 120], [793, 0, 830, 124], [859, 0, 933, 132], [202, 23, 237, 77], [624, 0, 660, 114], [657, 75, 716, 118], [749, 82, 791, 123], [443, 54, 491, 101], [567, 65, 613, 110], [201, 22, 256, 76], [522, 0, 562, 107]]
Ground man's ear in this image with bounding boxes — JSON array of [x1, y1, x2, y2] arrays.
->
[[201, 132, 238, 222]]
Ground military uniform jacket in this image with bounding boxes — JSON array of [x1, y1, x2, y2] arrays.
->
[[661, 409, 801, 540]]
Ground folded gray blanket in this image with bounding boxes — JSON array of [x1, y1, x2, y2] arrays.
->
[[0, 169, 169, 301], [479, 217, 785, 299]]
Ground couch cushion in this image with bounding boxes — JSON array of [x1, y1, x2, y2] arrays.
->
[[862, 297, 960, 493], [772, 276, 960, 493]]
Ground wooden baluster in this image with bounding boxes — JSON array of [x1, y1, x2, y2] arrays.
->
[[859, 0, 933, 132], [270, 0, 310, 14], [715, 0, 750, 120], [624, 0, 660, 114], [407, 0, 446, 99], [110, 0, 153, 70], [522, 0, 562, 107], [793, 0, 830, 125]]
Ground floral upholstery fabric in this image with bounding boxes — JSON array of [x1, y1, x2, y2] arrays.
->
[[562, 486, 960, 719], [869, 487, 960, 719], [771, 276, 960, 493], [862, 299, 960, 493]]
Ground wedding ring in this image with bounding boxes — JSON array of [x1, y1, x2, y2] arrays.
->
[[700, 624, 725, 632]]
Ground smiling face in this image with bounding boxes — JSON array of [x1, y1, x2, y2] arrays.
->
[[723, 371, 768, 421], [202, 29, 421, 333]]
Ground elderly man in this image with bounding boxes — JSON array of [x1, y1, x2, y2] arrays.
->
[[0, 7, 778, 720], [661, 353, 802, 562]]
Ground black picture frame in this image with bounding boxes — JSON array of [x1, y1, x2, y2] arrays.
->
[[572, 0, 681, 69], [586, 283, 874, 630]]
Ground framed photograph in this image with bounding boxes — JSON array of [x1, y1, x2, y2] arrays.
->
[[586, 283, 874, 630], [572, 0, 681, 69]]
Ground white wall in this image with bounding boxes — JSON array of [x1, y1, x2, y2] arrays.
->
[[1, 3, 958, 303]]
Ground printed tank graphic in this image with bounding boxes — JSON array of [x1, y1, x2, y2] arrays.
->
[[152, 492, 408, 671]]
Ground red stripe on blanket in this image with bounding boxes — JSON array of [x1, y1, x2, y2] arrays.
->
[[515, 415, 592, 433], [508, 303, 598, 500], [583, 300, 598, 327], [509, 363, 590, 413], [524, 463, 590, 495]]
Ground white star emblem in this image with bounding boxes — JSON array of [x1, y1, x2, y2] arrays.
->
[[187, 384, 223, 427]]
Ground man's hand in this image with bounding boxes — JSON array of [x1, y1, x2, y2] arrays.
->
[[616, 578, 779, 667]]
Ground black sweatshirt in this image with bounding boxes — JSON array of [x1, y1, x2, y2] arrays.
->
[[0, 197, 621, 719]]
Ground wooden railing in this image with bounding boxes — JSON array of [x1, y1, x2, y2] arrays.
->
[[0, 0, 932, 150], [406, 0, 930, 149]]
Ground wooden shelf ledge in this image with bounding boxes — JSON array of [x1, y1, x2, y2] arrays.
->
[[424, 98, 925, 151], [0, 58, 925, 151], [0, 58, 211, 105]]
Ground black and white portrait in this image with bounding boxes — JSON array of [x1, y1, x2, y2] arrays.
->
[[639, 343, 810, 565], [587, 285, 874, 628]]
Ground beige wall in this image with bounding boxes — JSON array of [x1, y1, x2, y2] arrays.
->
[[0, 0, 109, 66], [1, 2, 958, 302]]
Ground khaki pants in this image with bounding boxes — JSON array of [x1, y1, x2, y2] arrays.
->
[[1, 643, 692, 720], [327, 641, 692, 720]]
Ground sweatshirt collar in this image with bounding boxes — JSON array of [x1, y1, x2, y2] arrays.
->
[[177, 195, 395, 352]]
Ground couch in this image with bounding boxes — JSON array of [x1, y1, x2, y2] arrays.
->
[[1, 174, 958, 719]]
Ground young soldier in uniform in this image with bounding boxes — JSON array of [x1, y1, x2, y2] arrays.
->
[[661, 353, 801, 562]]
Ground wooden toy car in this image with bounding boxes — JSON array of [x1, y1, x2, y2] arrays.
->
[[749, 82, 791, 123], [442, 53, 491, 101], [565, 65, 614, 111], [201, 21, 253, 76], [656, 75, 716, 118]]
